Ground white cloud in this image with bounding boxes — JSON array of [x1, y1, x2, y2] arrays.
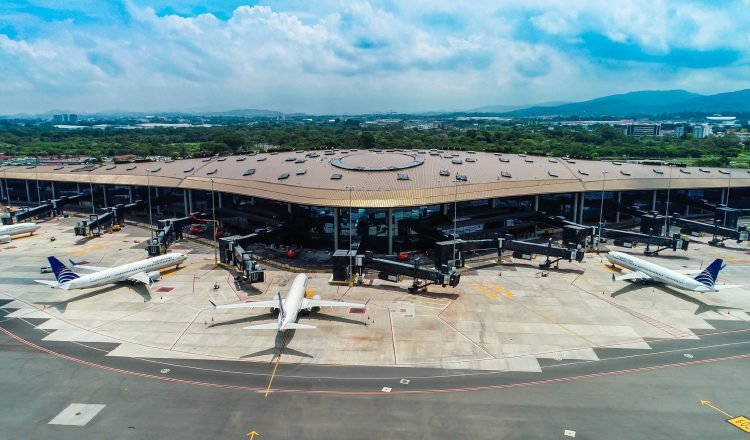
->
[[0, 1, 748, 114]]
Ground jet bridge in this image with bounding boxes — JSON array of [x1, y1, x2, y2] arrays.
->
[[1, 192, 91, 225], [434, 235, 585, 270], [671, 214, 749, 246], [598, 227, 688, 255], [217, 233, 268, 283], [331, 250, 460, 292], [73, 200, 145, 238]]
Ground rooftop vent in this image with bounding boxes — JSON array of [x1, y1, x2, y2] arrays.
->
[[680, 169, 692, 174], [270, 152, 278, 155], [330, 173, 342, 180], [439, 170, 450, 176], [150, 167, 161, 173], [26, 165, 36, 169], [451, 159, 463, 165], [467, 151, 476, 154], [653, 169, 664, 175], [699, 168, 710, 173], [548, 159, 558, 163], [217, 157, 227, 162], [126, 165, 137, 171], [324, 151, 336, 155], [500, 171, 512, 178], [397, 174, 410, 181], [494, 153, 503, 156], [429, 152, 441, 156], [206, 169, 217, 175], [202, 158, 212, 162], [285, 157, 295, 162], [719, 169, 730, 175], [499, 157, 510, 163], [278, 173, 289, 180], [566, 160, 577, 164], [548, 170, 559, 178], [242, 169, 256, 176], [296, 168, 306, 175], [53, 166, 64, 170], [248, 152, 257, 156], [455, 174, 468, 182], [257, 157, 267, 162], [524, 158, 534, 163], [183, 166, 194, 173], [612, 161, 622, 166], [295, 159, 306, 164], [465, 157, 477, 163], [105, 166, 117, 170], [307, 153, 320, 158], [578, 169, 589, 176], [518, 154, 527, 157], [620, 170, 631, 176], [236, 156, 246, 162]]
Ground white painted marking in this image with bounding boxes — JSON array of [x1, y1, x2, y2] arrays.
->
[[49, 404, 105, 426], [553, 352, 563, 361], [381, 387, 392, 393], [160, 368, 170, 374], [564, 429, 576, 437], [683, 353, 694, 359], [400, 379, 410, 385]]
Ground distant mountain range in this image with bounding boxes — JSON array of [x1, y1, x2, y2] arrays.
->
[[498, 89, 750, 117]]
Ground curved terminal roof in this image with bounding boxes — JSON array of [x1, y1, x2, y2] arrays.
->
[[2, 149, 749, 208]]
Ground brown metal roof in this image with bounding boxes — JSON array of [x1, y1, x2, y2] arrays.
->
[[2, 150, 748, 208]]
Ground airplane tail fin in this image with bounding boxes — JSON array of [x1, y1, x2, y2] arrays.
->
[[694, 259, 725, 290], [283, 323, 316, 330], [48, 256, 80, 284], [243, 323, 282, 330]]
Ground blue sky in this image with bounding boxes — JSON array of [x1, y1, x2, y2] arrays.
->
[[0, 0, 748, 114]]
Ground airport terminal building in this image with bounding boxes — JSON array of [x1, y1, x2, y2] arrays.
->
[[2, 149, 749, 254]]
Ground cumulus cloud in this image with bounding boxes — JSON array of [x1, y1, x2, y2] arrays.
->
[[0, 0, 748, 114]]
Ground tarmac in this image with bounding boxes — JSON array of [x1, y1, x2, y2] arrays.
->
[[1, 217, 749, 438]]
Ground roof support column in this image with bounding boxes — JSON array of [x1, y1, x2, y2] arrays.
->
[[128, 186, 133, 204], [76, 183, 81, 207], [0, 178, 5, 202], [183, 190, 189, 216], [287, 203, 292, 214], [154, 187, 161, 215], [579, 193, 585, 223], [187, 189, 194, 214], [685, 205, 690, 216], [333, 208, 339, 250], [388, 208, 393, 255], [51, 181, 55, 200], [651, 190, 657, 212], [442, 203, 449, 215], [217, 191, 223, 209], [572, 193, 578, 223], [102, 185, 108, 208], [534, 195, 539, 212], [25, 180, 32, 203], [490, 198, 496, 209], [721, 188, 726, 205], [615, 192, 622, 223]]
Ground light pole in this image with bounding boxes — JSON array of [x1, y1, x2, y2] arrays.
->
[[597, 171, 608, 247], [724, 170, 732, 226], [345, 185, 355, 283], [2, 170, 9, 211], [453, 177, 459, 267], [663, 166, 672, 235], [88, 172, 95, 215], [147, 170, 154, 238], [211, 178, 218, 266]]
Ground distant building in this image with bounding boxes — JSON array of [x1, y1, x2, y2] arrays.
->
[[672, 126, 686, 138], [692, 124, 713, 139], [625, 123, 661, 137], [52, 114, 78, 123]]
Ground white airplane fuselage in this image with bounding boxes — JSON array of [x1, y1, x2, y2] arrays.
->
[[0, 222, 39, 239], [606, 251, 713, 292], [66, 253, 186, 290], [277, 273, 308, 331]]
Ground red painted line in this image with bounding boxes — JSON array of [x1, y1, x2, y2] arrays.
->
[[1, 326, 749, 396]]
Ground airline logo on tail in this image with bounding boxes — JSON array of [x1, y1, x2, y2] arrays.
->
[[694, 259, 725, 290], [48, 256, 80, 286]]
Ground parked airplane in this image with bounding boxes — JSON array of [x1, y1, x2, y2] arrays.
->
[[34, 252, 187, 290], [606, 251, 740, 292], [0, 222, 39, 242], [210, 273, 365, 331]]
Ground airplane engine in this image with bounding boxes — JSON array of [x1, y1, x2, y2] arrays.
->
[[0, 235, 10, 244], [147, 271, 162, 282]]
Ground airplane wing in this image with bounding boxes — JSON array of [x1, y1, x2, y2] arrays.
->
[[302, 298, 365, 309], [613, 271, 652, 282], [243, 323, 316, 330], [210, 299, 281, 310], [127, 271, 153, 287], [34, 280, 60, 288]]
